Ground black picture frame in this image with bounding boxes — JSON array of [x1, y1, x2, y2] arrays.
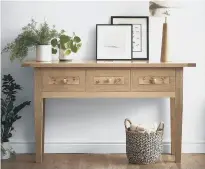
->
[[96, 24, 133, 61], [111, 16, 149, 61]]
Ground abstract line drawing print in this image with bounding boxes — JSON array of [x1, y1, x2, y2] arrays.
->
[[133, 24, 142, 52]]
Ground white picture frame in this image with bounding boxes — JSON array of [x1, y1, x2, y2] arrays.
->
[[96, 24, 132, 60], [111, 16, 149, 60]]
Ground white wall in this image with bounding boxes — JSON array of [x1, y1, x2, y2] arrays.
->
[[1, 1, 205, 153]]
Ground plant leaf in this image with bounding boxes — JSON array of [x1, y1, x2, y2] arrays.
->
[[76, 43, 82, 49], [1, 99, 7, 117], [7, 101, 14, 114], [52, 48, 57, 54], [71, 44, 77, 53], [8, 133, 12, 138], [64, 42, 70, 49], [16, 116, 22, 120], [60, 35, 71, 50], [13, 101, 31, 115], [51, 39, 58, 47], [60, 44, 66, 50], [73, 36, 81, 43], [64, 49, 71, 55], [60, 35, 70, 44]]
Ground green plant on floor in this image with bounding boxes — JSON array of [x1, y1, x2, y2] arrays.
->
[[51, 32, 82, 55], [1, 19, 63, 61], [1, 74, 31, 143]]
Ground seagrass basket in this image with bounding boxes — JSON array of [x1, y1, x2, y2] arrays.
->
[[124, 119, 164, 164]]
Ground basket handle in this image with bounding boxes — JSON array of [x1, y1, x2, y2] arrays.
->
[[157, 122, 164, 134], [124, 118, 132, 130]]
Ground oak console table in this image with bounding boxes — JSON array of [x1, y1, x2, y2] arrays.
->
[[22, 60, 196, 163]]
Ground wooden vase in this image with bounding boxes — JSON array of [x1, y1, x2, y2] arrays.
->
[[161, 21, 168, 62]]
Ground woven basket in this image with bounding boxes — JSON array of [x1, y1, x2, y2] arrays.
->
[[124, 119, 164, 164]]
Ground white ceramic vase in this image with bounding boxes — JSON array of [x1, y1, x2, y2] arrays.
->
[[1, 142, 11, 160], [36, 45, 52, 62], [59, 49, 77, 61]]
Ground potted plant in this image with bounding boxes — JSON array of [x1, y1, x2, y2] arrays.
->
[[1, 74, 31, 159], [2, 19, 63, 62], [51, 32, 82, 61]]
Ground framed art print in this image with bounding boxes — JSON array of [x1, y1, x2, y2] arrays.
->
[[111, 16, 149, 60], [96, 24, 132, 60]]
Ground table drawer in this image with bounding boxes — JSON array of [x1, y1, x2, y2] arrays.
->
[[86, 69, 130, 92], [42, 68, 85, 92], [131, 68, 175, 92]]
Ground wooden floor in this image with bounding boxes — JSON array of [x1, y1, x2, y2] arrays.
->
[[1, 154, 205, 169]]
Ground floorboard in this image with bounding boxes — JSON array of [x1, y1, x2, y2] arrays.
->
[[1, 154, 205, 169]]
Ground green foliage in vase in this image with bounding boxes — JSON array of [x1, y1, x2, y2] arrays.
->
[[1, 19, 63, 61], [1, 74, 31, 143], [51, 32, 82, 55]]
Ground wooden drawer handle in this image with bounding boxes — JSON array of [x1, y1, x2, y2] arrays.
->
[[95, 80, 100, 84], [94, 77, 124, 85], [63, 78, 68, 84], [150, 77, 157, 84], [114, 78, 121, 84], [49, 76, 80, 85], [139, 76, 169, 85]]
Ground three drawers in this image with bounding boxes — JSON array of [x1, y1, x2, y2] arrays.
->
[[42, 68, 175, 92]]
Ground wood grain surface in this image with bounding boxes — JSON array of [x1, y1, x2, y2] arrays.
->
[[22, 60, 196, 68], [1, 154, 205, 169]]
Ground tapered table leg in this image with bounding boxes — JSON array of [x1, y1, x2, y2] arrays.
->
[[170, 98, 176, 155], [175, 68, 183, 163], [34, 68, 44, 163]]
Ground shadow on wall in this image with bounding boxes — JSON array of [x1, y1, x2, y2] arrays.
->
[[82, 26, 97, 60]]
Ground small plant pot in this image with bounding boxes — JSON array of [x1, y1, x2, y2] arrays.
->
[[59, 49, 76, 61], [1, 142, 11, 160], [36, 45, 52, 62]]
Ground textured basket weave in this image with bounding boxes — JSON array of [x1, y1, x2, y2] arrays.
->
[[124, 119, 164, 164]]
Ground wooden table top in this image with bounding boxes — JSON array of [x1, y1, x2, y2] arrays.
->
[[22, 60, 196, 68]]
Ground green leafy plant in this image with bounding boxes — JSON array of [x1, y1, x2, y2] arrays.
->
[[1, 19, 62, 61], [1, 74, 31, 143], [51, 32, 82, 56]]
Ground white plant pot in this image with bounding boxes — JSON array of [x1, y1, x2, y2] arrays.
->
[[36, 45, 52, 62], [59, 49, 77, 61], [1, 142, 11, 160]]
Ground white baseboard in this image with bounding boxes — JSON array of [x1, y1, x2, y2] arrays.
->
[[10, 141, 205, 154]]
